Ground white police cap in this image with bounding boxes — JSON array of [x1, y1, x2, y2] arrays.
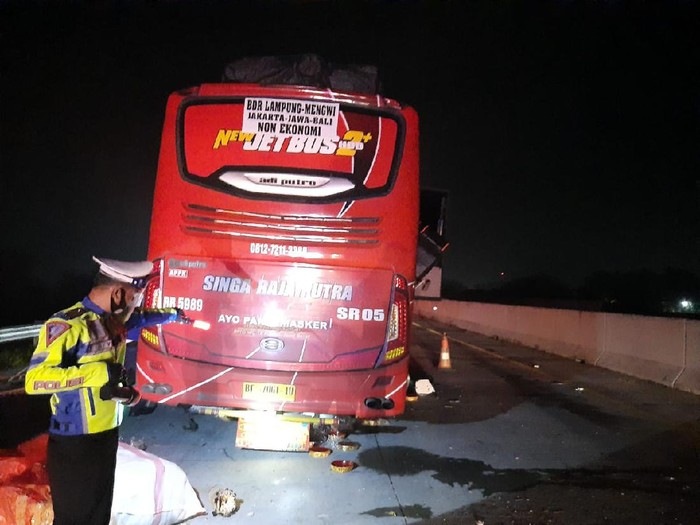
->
[[92, 256, 154, 288]]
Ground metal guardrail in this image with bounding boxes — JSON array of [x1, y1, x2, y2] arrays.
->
[[0, 324, 40, 390], [0, 323, 42, 345]]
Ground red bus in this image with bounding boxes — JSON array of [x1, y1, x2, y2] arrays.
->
[[136, 56, 420, 428]]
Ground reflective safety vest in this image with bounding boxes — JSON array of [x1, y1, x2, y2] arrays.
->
[[25, 296, 177, 436]]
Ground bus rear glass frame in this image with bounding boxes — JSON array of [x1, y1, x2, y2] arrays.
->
[[174, 97, 407, 205]]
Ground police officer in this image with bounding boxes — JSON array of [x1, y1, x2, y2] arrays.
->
[[25, 256, 187, 525]]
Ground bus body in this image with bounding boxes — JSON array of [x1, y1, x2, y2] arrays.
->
[[136, 65, 419, 421]]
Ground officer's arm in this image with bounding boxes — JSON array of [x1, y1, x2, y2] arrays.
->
[[125, 307, 181, 330], [24, 320, 110, 394]]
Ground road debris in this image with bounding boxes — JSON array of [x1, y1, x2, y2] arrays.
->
[[336, 440, 360, 451], [330, 460, 356, 473], [326, 428, 348, 442], [211, 488, 239, 517], [360, 418, 389, 426], [309, 445, 332, 458], [183, 418, 199, 431], [415, 379, 435, 395], [128, 437, 147, 450]]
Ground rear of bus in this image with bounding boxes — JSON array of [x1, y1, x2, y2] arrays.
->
[[136, 79, 419, 421]]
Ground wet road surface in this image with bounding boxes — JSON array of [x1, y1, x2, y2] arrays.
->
[[5, 316, 700, 524], [117, 317, 700, 524]]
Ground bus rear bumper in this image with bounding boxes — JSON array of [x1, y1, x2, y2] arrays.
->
[[136, 344, 409, 419]]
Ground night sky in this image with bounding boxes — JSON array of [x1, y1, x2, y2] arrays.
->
[[2, 0, 699, 324]]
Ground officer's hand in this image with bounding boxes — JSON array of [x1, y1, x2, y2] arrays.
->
[[99, 384, 141, 405], [105, 362, 125, 384], [175, 308, 192, 324], [99, 382, 116, 401], [123, 386, 141, 407]]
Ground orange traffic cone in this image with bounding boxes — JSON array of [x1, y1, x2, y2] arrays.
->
[[438, 333, 452, 369]]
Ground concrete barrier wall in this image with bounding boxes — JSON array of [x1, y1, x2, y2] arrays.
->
[[675, 320, 700, 394], [414, 299, 700, 396]]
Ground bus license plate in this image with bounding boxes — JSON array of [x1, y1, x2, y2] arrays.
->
[[242, 382, 296, 402]]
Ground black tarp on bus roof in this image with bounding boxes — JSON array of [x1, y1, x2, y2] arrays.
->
[[221, 54, 381, 95]]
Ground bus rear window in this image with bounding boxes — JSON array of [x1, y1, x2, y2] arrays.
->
[[176, 97, 405, 203]]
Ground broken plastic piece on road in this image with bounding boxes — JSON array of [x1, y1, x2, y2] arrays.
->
[[360, 418, 389, 426], [336, 441, 360, 451], [415, 379, 435, 395], [309, 446, 332, 458], [128, 437, 147, 450], [330, 460, 357, 473], [326, 429, 347, 441]]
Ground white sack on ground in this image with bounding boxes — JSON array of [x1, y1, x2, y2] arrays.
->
[[110, 442, 206, 525], [415, 379, 435, 395]]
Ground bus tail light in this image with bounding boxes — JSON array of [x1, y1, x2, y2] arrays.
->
[[141, 258, 165, 352], [140, 326, 161, 350], [379, 274, 409, 366], [143, 258, 163, 308]]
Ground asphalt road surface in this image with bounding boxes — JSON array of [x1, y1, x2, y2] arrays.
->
[[117, 318, 700, 524], [4, 317, 700, 524]]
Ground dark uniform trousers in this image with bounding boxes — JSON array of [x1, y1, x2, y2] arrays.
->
[[47, 427, 119, 525]]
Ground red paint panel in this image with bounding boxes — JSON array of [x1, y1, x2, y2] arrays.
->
[[158, 256, 393, 371]]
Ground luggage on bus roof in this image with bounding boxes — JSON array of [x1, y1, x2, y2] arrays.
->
[[221, 53, 381, 95]]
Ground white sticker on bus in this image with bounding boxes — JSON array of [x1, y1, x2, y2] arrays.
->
[[243, 98, 339, 139], [336, 307, 385, 322]]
